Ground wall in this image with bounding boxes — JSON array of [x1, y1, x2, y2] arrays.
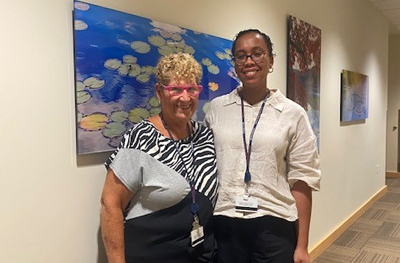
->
[[387, 35, 400, 172], [0, 0, 388, 262]]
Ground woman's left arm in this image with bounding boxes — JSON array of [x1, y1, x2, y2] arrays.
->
[[287, 106, 321, 263], [291, 180, 312, 263]]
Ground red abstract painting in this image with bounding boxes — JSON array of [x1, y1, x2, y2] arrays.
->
[[287, 15, 321, 149]]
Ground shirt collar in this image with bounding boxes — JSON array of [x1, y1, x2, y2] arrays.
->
[[223, 87, 285, 112]]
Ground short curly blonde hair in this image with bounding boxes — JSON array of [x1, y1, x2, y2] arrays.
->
[[155, 53, 202, 85]]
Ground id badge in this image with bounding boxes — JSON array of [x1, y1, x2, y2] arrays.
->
[[191, 226, 204, 247], [235, 196, 258, 213]]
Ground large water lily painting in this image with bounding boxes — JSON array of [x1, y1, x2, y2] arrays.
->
[[73, 1, 238, 155]]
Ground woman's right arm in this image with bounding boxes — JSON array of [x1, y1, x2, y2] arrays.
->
[[100, 168, 134, 263]]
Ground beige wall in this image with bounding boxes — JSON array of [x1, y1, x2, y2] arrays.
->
[[387, 35, 400, 172], [0, 0, 389, 262]]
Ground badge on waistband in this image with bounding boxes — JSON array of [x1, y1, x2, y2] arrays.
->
[[235, 195, 258, 213]]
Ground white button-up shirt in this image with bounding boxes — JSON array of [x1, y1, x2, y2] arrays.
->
[[204, 88, 321, 221]]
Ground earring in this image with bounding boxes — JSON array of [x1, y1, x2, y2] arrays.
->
[[269, 67, 274, 73]]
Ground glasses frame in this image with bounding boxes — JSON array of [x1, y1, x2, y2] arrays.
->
[[161, 84, 203, 96], [233, 50, 267, 66]]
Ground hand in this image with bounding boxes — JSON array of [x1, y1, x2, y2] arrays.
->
[[293, 247, 310, 263]]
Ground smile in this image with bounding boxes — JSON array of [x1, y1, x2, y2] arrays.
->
[[244, 70, 258, 77], [177, 104, 191, 109]]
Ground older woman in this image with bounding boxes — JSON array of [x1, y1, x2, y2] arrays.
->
[[101, 53, 218, 263], [204, 29, 321, 263]]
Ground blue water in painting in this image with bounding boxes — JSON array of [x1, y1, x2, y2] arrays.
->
[[74, 1, 237, 103], [74, 1, 238, 154]]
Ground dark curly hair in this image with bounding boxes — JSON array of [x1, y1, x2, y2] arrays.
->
[[231, 29, 275, 58]]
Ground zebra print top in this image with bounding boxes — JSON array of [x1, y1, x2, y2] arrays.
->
[[104, 119, 218, 262], [105, 119, 218, 209]]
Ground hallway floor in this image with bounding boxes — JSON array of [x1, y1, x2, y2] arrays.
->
[[313, 177, 400, 263]]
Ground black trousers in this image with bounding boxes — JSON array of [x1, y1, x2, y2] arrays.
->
[[214, 215, 296, 263]]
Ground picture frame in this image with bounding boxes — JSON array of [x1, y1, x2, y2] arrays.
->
[[340, 70, 369, 122], [73, 1, 238, 154], [287, 15, 321, 149]]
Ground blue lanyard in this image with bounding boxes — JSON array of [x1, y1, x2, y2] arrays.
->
[[159, 113, 199, 216], [240, 89, 270, 184]]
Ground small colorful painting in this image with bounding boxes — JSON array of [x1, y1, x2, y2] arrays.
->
[[340, 70, 369, 122], [73, 1, 239, 155], [287, 15, 321, 149]]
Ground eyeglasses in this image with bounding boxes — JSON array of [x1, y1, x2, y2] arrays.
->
[[233, 50, 267, 66], [161, 85, 203, 96]]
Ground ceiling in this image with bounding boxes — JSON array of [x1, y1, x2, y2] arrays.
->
[[369, 0, 400, 34]]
